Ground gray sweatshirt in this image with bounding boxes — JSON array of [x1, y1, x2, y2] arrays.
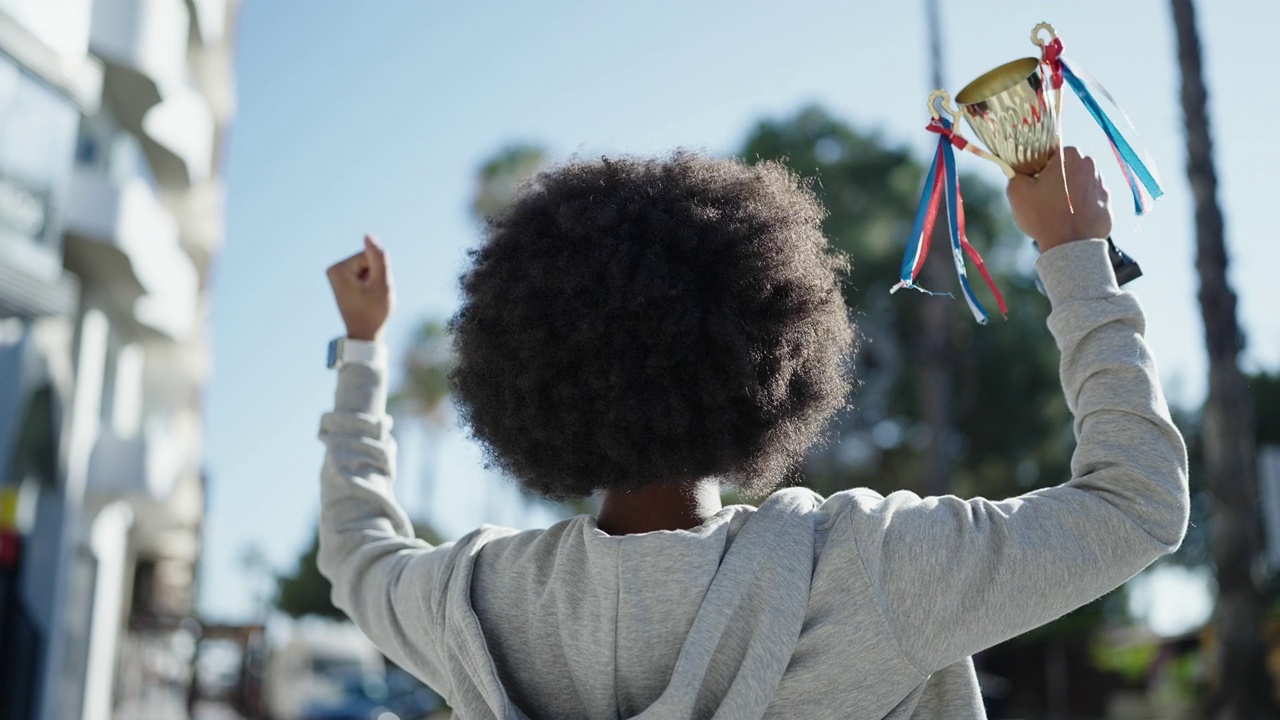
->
[[317, 239, 1189, 719]]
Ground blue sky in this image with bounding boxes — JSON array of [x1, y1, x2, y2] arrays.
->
[[201, 0, 1278, 621]]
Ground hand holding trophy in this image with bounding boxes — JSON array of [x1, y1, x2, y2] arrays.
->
[[892, 23, 1161, 324], [1006, 147, 1113, 255]]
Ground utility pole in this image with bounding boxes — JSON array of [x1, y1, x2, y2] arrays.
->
[[920, 0, 954, 497], [1170, 0, 1277, 716]]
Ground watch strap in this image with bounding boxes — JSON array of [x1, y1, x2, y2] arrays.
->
[[327, 337, 386, 369]]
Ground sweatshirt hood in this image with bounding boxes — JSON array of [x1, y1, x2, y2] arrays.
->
[[436, 488, 823, 719]]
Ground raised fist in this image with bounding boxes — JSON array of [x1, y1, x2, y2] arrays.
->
[[326, 235, 394, 342], [1006, 146, 1112, 253]]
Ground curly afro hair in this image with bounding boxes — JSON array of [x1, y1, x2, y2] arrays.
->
[[450, 151, 854, 499]]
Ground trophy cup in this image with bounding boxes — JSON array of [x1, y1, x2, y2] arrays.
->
[[893, 22, 1162, 325]]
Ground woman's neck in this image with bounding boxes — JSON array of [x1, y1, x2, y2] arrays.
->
[[597, 478, 723, 535]]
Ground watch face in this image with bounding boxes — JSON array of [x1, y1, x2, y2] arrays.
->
[[327, 338, 341, 368]]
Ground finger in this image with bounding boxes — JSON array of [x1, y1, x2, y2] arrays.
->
[[1006, 172, 1036, 202], [1041, 148, 1069, 176], [363, 235, 388, 283], [331, 251, 367, 277], [1047, 146, 1076, 172], [327, 251, 369, 286], [360, 234, 389, 286]]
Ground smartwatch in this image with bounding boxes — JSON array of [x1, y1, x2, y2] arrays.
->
[[326, 337, 385, 369]]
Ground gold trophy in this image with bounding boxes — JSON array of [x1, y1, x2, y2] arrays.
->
[[926, 22, 1146, 285], [954, 55, 1058, 178]]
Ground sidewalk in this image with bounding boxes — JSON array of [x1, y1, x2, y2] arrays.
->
[[113, 694, 243, 720], [193, 702, 246, 720]]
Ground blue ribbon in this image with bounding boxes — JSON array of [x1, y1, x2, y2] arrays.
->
[[940, 122, 989, 324], [899, 146, 942, 286], [893, 117, 989, 325], [1058, 59, 1164, 215]]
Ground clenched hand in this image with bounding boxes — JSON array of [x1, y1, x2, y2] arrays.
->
[[1006, 146, 1112, 253], [326, 235, 394, 342]]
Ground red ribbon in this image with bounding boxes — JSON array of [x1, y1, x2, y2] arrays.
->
[[1041, 37, 1065, 89], [912, 146, 947, 281], [954, 184, 1008, 317], [926, 118, 969, 150], [910, 141, 1007, 318]]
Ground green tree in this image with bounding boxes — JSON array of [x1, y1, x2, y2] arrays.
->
[[742, 106, 1121, 715], [1254, 371, 1280, 449], [391, 318, 456, 517], [472, 143, 547, 223], [390, 144, 561, 528], [741, 105, 1070, 503], [276, 523, 445, 620], [391, 320, 454, 427], [392, 144, 542, 432], [275, 532, 342, 619]]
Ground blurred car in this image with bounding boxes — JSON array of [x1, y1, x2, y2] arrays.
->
[[300, 673, 391, 720], [383, 667, 444, 719], [301, 669, 443, 720], [265, 621, 385, 720]]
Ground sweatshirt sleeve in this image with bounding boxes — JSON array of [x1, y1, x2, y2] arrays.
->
[[316, 359, 453, 690], [842, 239, 1190, 675]]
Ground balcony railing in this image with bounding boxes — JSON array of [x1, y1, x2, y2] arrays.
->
[[88, 0, 189, 112], [63, 164, 198, 340], [86, 415, 187, 501]]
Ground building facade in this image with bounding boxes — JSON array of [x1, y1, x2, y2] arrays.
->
[[0, 0, 235, 718]]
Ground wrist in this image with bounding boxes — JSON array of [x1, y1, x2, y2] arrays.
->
[[1034, 227, 1111, 254], [328, 336, 387, 371], [345, 328, 383, 342], [1035, 239, 1119, 304], [1034, 235, 1080, 254]]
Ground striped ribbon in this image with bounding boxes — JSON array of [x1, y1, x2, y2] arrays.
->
[[1042, 37, 1163, 215], [891, 116, 1007, 325]]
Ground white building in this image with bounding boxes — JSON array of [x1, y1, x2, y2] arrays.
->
[[0, 0, 235, 718]]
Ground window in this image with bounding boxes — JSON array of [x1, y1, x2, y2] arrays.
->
[[0, 56, 78, 252], [75, 107, 159, 190]]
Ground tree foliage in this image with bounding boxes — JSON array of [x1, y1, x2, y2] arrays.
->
[[740, 106, 1071, 502], [391, 319, 455, 428], [276, 523, 445, 620], [472, 144, 547, 223], [275, 531, 342, 619], [739, 110, 1130, 712], [1253, 371, 1280, 448]]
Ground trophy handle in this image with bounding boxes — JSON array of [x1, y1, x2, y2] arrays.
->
[[927, 89, 958, 121], [928, 90, 1017, 179], [1027, 21, 1141, 286], [1031, 22, 1066, 138], [1030, 22, 1058, 47]]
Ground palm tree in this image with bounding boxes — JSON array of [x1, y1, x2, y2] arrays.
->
[[391, 145, 549, 521], [393, 320, 454, 426], [391, 319, 455, 515], [472, 144, 547, 222], [1170, 0, 1277, 716], [920, 0, 957, 497]]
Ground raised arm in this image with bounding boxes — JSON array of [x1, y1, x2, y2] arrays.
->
[[316, 236, 453, 687], [841, 150, 1189, 674]]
